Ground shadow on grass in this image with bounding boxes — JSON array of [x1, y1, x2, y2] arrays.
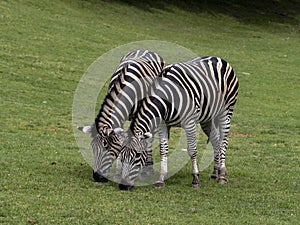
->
[[98, 0, 300, 26]]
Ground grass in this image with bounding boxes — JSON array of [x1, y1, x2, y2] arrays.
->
[[1, 0, 299, 224]]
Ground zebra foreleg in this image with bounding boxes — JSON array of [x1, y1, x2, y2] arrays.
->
[[189, 151, 200, 188], [154, 126, 169, 188], [140, 136, 155, 180], [155, 137, 168, 188], [185, 122, 200, 188]]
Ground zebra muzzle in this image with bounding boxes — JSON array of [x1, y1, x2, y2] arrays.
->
[[93, 171, 108, 183]]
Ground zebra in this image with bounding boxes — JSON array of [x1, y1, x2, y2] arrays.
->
[[115, 56, 239, 190], [78, 50, 165, 183]]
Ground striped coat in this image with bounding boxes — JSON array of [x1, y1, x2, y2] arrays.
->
[[79, 50, 165, 182], [116, 56, 238, 190]]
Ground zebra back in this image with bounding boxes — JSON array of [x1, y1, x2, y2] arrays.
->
[[108, 50, 165, 93], [131, 57, 237, 135]]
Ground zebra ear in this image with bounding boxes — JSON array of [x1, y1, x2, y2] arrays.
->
[[102, 125, 113, 137], [143, 132, 153, 139], [77, 126, 92, 134], [122, 65, 127, 75], [105, 128, 113, 136]]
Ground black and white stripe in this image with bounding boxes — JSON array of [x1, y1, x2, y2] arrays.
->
[[83, 50, 165, 182], [117, 56, 238, 189]]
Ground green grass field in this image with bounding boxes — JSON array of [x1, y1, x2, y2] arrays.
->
[[1, 0, 299, 224]]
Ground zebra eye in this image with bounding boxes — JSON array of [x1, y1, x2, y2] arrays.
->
[[135, 130, 142, 137], [102, 139, 108, 148]]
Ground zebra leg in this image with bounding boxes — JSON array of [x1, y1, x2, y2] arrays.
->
[[185, 122, 200, 188], [201, 120, 220, 181], [217, 115, 231, 184], [154, 125, 170, 188], [140, 136, 154, 180]]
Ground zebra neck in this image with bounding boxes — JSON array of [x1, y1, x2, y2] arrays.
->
[[131, 101, 165, 135], [96, 103, 129, 128], [96, 94, 132, 130]]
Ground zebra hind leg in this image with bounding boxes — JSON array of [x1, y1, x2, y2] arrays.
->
[[218, 166, 228, 184], [216, 115, 231, 184], [201, 120, 220, 182], [210, 165, 227, 184], [210, 167, 227, 184], [210, 166, 219, 181]]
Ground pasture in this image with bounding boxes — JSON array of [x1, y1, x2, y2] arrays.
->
[[0, 0, 299, 224]]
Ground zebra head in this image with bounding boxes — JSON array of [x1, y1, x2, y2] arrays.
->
[[78, 124, 124, 183], [115, 128, 152, 190]]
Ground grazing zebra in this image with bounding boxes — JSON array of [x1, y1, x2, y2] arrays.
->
[[78, 50, 165, 183], [115, 56, 239, 190]]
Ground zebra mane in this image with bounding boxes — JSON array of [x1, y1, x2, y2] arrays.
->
[[95, 50, 165, 137]]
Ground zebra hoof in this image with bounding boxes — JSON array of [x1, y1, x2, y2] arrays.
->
[[218, 177, 228, 185], [154, 181, 165, 188], [192, 182, 201, 188], [210, 174, 218, 181], [93, 171, 108, 183], [191, 173, 200, 188]]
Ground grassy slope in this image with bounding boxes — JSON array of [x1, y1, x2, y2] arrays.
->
[[1, 0, 299, 224]]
